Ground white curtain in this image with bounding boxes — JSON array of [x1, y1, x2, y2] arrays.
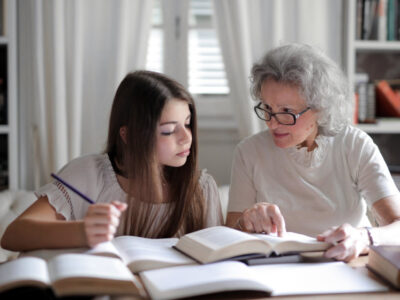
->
[[18, 0, 153, 188], [214, 0, 343, 139]]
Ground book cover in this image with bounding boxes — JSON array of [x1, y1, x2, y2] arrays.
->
[[368, 245, 400, 288], [375, 80, 400, 117]]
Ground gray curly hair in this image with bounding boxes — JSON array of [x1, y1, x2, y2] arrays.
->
[[250, 44, 353, 136]]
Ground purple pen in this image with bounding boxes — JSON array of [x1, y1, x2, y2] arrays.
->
[[51, 173, 95, 204]]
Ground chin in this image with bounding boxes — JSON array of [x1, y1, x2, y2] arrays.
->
[[273, 139, 293, 149], [164, 158, 188, 168]]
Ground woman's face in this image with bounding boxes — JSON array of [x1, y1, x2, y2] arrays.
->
[[260, 78, 318, 150], [156, 98, 192, 167]]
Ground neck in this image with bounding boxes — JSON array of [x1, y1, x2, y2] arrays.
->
[[298, 128, 319, 152]]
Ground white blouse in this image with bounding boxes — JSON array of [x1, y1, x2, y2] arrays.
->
[[35, 154, 222, 236], [228, 125, 400, 237]]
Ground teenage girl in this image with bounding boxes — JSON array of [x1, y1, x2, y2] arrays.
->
[[1, 70, 223, 251]]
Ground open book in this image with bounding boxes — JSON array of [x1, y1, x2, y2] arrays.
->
[[141, 260, 388, 300], [0, 254, 146, 297], [24, 235, 196, 273], [174, 226, 331, 263]]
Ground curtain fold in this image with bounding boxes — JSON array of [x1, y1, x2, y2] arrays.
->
[[214, 0, 343, 138], [18, 0, 153, 188]]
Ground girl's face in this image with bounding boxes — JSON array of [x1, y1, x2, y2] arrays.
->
[[260, 78, 318, 150], [156, 98, 192, 167]]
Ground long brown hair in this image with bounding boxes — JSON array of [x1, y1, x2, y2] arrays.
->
[[105, 70, 205, 237]]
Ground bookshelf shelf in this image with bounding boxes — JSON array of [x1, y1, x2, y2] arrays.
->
[[356, 119, 400, 134], [344, 0, 400, 172], [354, 40, 400, 51]]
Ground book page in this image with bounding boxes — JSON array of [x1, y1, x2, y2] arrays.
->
[[253, 232, 330, 254], [109, 236, 194, 272], [21, 247, 88, 261], [175, 226, 274, 263], [47, 254, 135, 283], [140, 261, 270, 300], [0, 257, 50, 292], [178, 226, 258, 251], [252, 262, 388, 295], [47, 254, 145, 297], [85, 240, 122, 259]]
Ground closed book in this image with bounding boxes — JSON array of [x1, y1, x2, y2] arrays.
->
[[376, 80, 400, 117], [367, 245, 400, 288]]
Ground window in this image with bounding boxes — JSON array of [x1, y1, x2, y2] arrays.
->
[[146, 0, 234, 129]]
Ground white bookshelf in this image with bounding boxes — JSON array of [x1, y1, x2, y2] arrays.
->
[[0, 0, 18, 190], [344, 0, 400, 135]]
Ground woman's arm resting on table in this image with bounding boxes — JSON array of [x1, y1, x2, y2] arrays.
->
[[317, 195, 400, 262], [225, 202, 286, 237], [1, 196, 127, 251]]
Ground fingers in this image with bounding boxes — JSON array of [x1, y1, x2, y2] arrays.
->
[[267, 205, 286, 236], [111, 201, 128, 212], [84, 202, 127, 248], [240, 203, 286, 236], [320, 224, 368, 262]]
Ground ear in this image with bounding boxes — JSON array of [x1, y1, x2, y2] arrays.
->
[[119, 126, 128, 144]]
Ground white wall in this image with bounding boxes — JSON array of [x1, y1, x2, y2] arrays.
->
[[198, 128, 240, 186]]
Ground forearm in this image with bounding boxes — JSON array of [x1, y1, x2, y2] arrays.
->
[[225, 212, 242, 228], [1, 218, 87, 251], [369, 219, 400, 246]]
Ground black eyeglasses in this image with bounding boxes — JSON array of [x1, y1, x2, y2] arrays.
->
[[254, 103, 311, 125]]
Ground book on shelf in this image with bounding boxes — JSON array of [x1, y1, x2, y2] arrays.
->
[[354, 73, 369, 123], [366, 82, 377, 123], [367, 245, 400, 288], [356, 0, 400, 41], [173, 226, 331, 264], [377, 0, 387, 41], [23, 235, 196, 273], [0, 254, 146, 297], [140, 260, 388, 300], [375, 80, 400, 117], [387, 0, 397, 40]]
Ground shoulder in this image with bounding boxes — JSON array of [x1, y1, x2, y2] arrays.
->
[[199, 169, 218, 192], [235, 130, 273, 155], [334, 125, 375, 152], [55, 153, 111, 192], [57, 154, 110, 181]]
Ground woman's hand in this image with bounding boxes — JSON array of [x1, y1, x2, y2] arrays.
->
[[317, 223, 369, 262], [83, 201, 127, 247], [237, 202, 286, 236]]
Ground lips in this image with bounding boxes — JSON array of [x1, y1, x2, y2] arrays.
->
[[177, 149, 190, 157], [273, 132, 289, 139]]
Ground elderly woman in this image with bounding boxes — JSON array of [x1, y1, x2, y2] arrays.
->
[[227, 44, 400, 262]]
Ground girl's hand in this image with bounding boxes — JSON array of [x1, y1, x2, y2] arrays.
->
[[237, 202, 286, 236], [83, 201, 127, 247], [317, 223, 370, 262]]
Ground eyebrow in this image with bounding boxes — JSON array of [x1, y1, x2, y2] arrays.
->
[[262, 102, 297, 109], [159, 115, 191, 126]]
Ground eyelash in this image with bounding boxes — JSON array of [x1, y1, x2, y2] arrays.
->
[[161, 124, 191, 136]]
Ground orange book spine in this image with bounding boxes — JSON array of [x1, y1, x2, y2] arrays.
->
[[375, 80, 400, 117]]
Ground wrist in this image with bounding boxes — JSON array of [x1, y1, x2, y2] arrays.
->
[[364, 226, 377, 247], [235, 218, 243, 231]]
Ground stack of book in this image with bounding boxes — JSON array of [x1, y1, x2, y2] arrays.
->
[[356, 0, 400, 41]]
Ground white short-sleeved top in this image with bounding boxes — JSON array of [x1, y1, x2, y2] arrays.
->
[[228, 125, 400, 237], [35, 154, 222, 236]]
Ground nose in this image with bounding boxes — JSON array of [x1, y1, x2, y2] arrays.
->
[[179, 127, 192, 145], [267, 116, 280, 130]]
